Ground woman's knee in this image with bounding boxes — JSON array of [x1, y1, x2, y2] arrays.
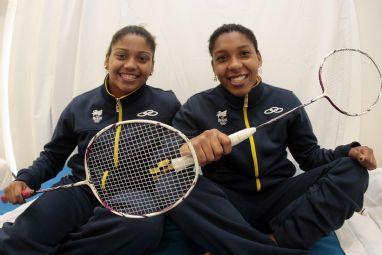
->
[[328, 157, 369, 204], [340, 157, 369, 189]]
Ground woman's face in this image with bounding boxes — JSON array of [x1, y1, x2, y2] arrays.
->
[[105, 34, 154, 98], [211, 31, 262, 97]]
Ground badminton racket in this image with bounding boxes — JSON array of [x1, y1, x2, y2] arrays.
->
[[2, 120, 201, 218], [175, 48, 382, 168]]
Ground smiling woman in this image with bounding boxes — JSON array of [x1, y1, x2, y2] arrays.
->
[[210, 27, 262, 97], [167, 23, 374, 255], [0, 25, 181, 255], [105, 27, 155, 98]]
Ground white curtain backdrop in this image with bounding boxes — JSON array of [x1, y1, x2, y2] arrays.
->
[[1, 0, 379, 171]]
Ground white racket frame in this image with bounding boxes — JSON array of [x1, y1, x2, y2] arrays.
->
[[85, 119, 200, 218]]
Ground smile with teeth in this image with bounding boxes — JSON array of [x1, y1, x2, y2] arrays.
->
[[229, 74, 247, 83], [120, 73, 138, 81]]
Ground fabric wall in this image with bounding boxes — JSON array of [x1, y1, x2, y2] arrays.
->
[[0, 0, 7, 160], [0, 0, 380, 173]]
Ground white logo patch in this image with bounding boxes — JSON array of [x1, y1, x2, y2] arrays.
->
[[264, 106, 284, 115], [137, 109, 159, 117], [92, 109, 103, 123], [216, 110, 228, 125]]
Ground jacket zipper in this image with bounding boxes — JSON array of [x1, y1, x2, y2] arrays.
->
[[113, 99, 123, 167], [243, 94, 261, 191]]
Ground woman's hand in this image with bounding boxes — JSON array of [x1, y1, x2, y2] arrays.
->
[[348, 146, 377, 170], [180, 129, 232, 167], [2, 180, 33, 204]]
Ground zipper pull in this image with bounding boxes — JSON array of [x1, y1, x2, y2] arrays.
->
[[115, 99, 120, 113], [244, 94, 249, 108]]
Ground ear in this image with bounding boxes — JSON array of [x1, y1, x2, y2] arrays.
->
[[257, 52, 262, 66], [104, 55, 110, 70], [150, 60, 155, 75], [211, 60, 216, 73]]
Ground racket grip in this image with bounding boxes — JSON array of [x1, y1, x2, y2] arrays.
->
[[21, 190, 34, 199], [1, 195, 7, 203], [228, 127, 256, 146], [171, 127, 256, 171], [172, 156, 195, 171]]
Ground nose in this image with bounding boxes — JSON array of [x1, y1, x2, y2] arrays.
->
[[123, 57, 137, 70], [228, 56, 242, 71]]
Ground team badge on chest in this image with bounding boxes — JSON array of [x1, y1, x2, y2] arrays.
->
[[92, 109, 103, 123], [216, 110, 228, 125]]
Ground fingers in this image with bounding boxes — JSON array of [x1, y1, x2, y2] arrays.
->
[[349, 146, 377, 170], [359, 146, 377, 170], [191, 129, 231, 166], [2, 181, 31, 204], [21, 188, 34, 199]]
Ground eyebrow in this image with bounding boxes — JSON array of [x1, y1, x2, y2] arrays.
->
[[113, 48, 152, 55], [112, 48, 154, 56], [213, 44, 252, 54]]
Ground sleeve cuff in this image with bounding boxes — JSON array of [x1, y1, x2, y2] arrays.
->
[[333, 141, 361, 158], [16, 169, 41, 190]]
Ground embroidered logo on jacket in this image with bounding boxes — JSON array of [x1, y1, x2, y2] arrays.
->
[[92, 109, 103, 123], [137, 109, 159, 117], [264, 107, 283, 115], [216, 110, 228, 125]]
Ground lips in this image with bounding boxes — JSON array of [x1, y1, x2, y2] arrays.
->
[[120, 73, 139, 82], [228, 74, 248, 86]]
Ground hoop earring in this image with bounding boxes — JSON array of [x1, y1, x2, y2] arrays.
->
[[213, 74, 217, 82], [256, 75, 262, 85], [258, 67, 262, 75]]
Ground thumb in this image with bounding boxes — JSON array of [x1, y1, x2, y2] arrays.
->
[[21, 187, 35, 199]]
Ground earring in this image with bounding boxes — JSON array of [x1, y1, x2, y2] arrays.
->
[[213, 74, 217, 82], [258, 67, 262, 75]]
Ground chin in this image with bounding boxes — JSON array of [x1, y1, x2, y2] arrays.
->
[[229, 87, 251, 97]]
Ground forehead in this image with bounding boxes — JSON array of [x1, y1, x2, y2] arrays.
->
[[112, 34, 152, 53], [213, 31, 254, 53]]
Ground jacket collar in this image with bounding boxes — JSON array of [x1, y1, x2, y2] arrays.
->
[[218, 82, 264, 108], [100, 74, 148, 103]]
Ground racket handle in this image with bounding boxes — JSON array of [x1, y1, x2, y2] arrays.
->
[[171, 127, 257, 170], [228, 127, 256, 146], [1, 195, 7, 203], [172, 156, 195, 171], [21, 190, 34, 198]]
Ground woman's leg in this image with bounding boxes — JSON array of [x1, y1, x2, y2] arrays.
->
[[0, 176, 95, 255]]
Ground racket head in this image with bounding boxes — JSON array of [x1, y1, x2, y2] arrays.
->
[[84, 119, 199, 218], [318, 48, 382, 116]]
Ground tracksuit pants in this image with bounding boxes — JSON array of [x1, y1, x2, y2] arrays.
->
[[169, 157, 368, 255]]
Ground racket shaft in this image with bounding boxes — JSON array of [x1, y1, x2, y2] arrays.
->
[[22, 180, 88, 199], [172, 127, 257, 170]]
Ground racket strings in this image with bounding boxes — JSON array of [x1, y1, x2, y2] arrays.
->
[[86, 122, 196, 216], [320, 49, 381, 115]]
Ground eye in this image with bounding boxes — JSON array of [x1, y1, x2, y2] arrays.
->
[[215, 55, 227, 63], [116, 53, 127, 60], [239, 51, 251, 58], [137, 54, 151, 63]]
